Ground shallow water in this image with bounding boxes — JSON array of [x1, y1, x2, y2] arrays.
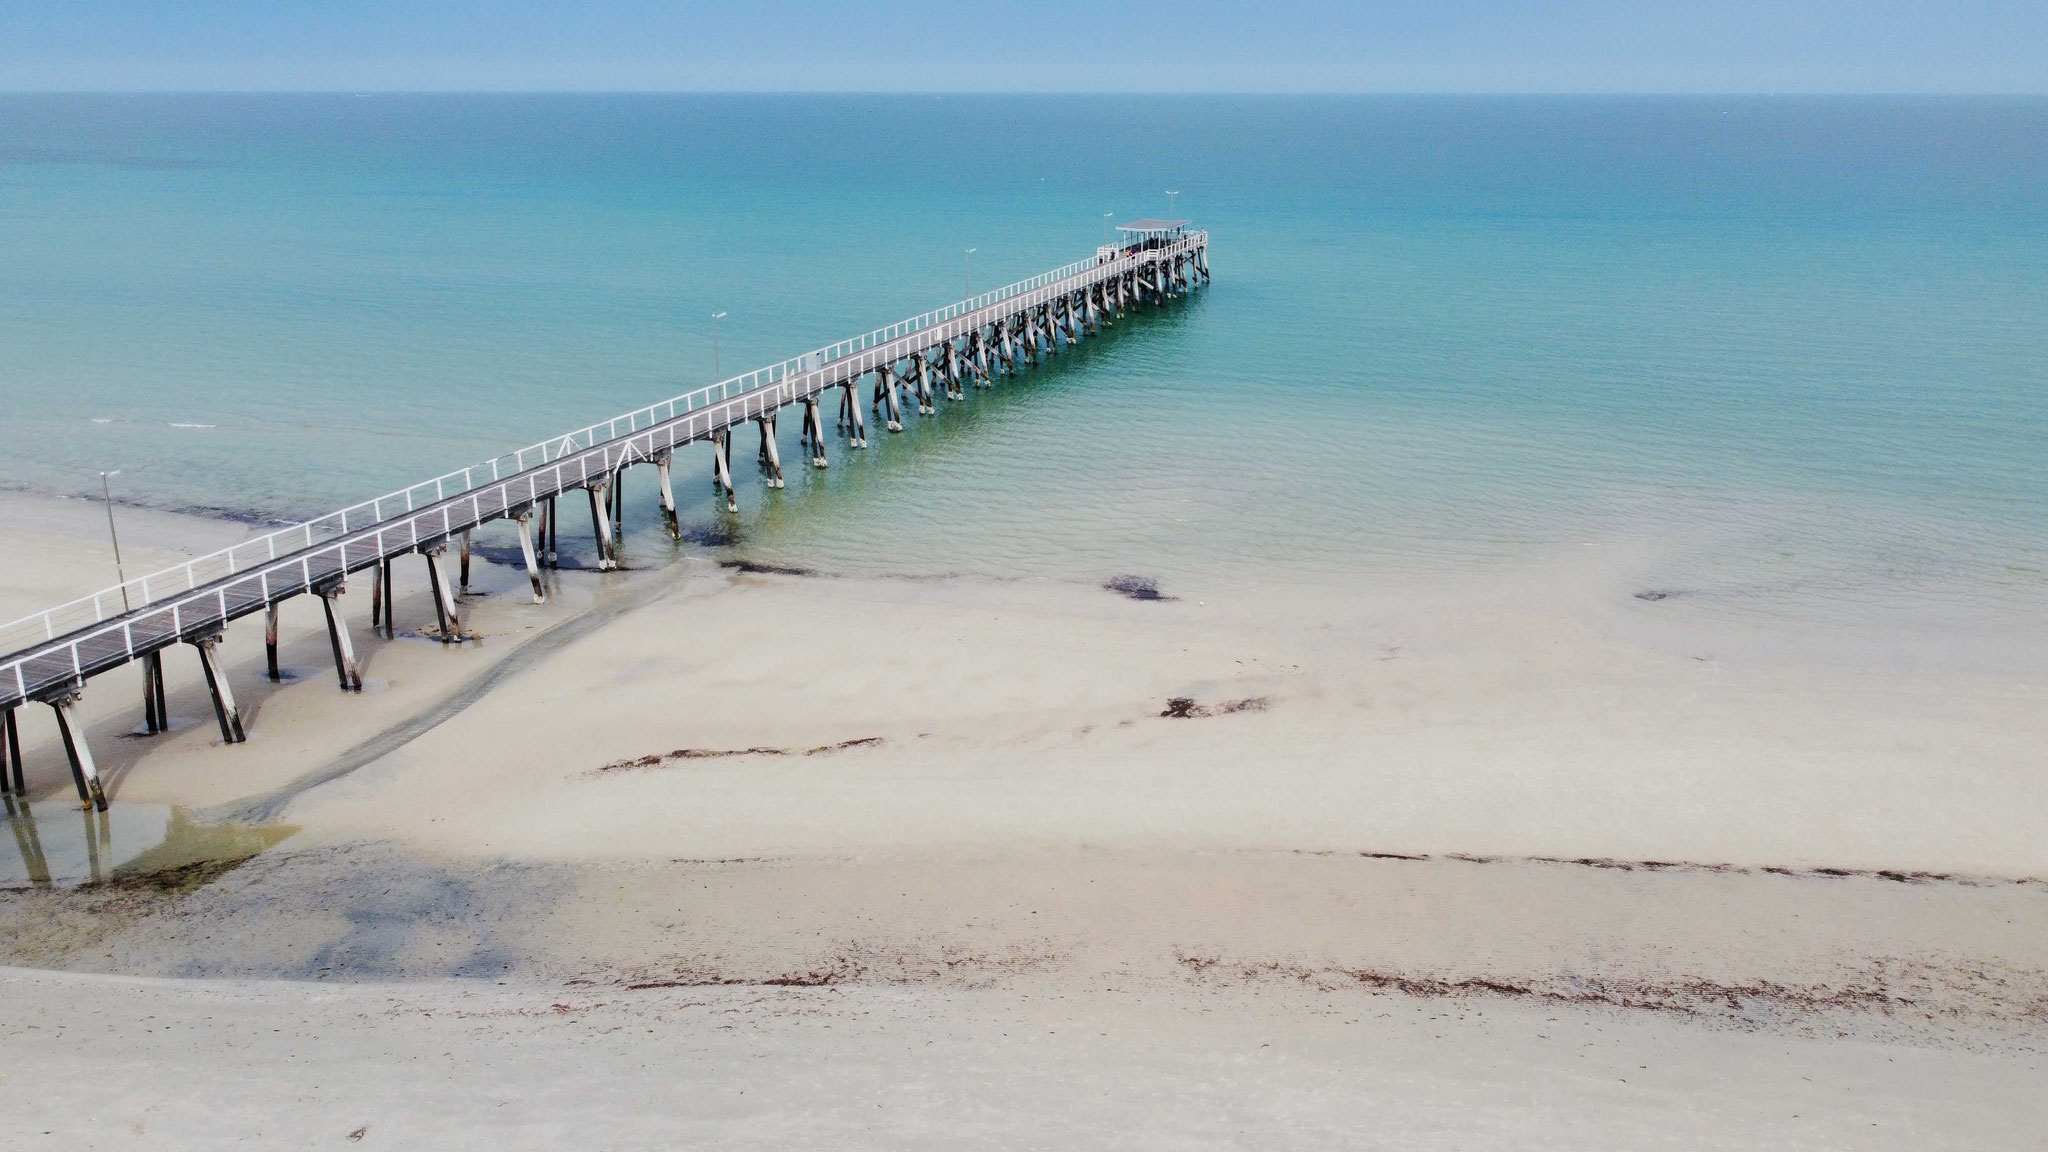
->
[[0, 797, 291, 888], [3, 95, 2045, 636]]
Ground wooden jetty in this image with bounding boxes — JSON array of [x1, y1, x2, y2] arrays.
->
[[0, 224, 1210, 810]]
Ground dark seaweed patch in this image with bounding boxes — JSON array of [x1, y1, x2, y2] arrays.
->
[[721, 559, 816, 577], [1105, 575, 1177, 602], [806, 737, 884, 755], [1345, 850, 2041, 890], [681, 523, 740, 547], [1161, 696, 1269, 719], [1174, 955, 1985, 1021], [595, 747, 786, 773], [596, 737, 883, 773]]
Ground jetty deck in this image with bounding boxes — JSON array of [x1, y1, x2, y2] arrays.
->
[[1, 226, 1210, 809]]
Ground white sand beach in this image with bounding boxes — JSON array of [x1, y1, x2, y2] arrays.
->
[[2, 491, 2044, 1148]]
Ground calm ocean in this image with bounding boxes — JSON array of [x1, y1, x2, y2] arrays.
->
[[3, 95, 2045, 628]]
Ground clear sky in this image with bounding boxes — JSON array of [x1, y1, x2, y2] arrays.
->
[[2, 1, 2043, 93]]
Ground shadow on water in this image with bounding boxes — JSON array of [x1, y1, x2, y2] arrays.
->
[[2, 805, 550, 980], [2, 797, 293, 891]]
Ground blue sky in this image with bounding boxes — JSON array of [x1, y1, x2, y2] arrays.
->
[[3, 1, 2043, 92]]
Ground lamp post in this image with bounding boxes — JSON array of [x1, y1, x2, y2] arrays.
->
[[963, 248, 975, 301], [1166, 190, 1180, 217], [1103, 213, 1114, 245], [710, 311, 728, 379], [99, 470, 129, 610]]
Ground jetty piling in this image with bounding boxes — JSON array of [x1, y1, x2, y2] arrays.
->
[[140, 650, 168, 734], [316, 584, 362, 691], [711, 430, 738, 513], [586, 479, 617, 571], [190, 635, 246, 745], [49, 691, 107, 811], [264, 604, 282, 682], [423, 545, 462, 641], [756, 415, 784, 488], [3, 707, 23, 794], [655, 454, 681, 538], [514, 509, 546, 604]]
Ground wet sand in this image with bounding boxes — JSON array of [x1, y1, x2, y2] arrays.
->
[[2, 493, 2045, 1147]]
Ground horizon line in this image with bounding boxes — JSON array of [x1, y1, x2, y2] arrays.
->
[[6, 89, 2047, 98]]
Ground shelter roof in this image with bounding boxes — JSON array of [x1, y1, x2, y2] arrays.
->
[[1115, 219, 1191, 232]]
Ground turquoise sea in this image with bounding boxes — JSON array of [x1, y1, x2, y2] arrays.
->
[[2, 95, 2045, 629]]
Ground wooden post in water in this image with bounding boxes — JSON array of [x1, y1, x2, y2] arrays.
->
[[910, 353, 935, 414], [803, 397, 828, 468], [655, 453, 680, 539], [610, 469, 625, 545], [875, 365, 903, 432], [756, 414, 784, 488], [711, 431, 738, 513], [842, 379, 866, 447], [586, 481, 616, 570]]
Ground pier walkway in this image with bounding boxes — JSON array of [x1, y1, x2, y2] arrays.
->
[[0, 226, 1209, 809]]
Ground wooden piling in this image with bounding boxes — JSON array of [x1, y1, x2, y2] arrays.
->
[[264, 603, 282, 682], [424, 546, 462, 640], [317, 585, 362, 691], [2, 707, 22, 794], [49, 692, 108, 810], [515, 510, 546, 603], [190, 635, 246, 744]]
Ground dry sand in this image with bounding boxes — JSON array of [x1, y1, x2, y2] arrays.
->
[[2, 492, 2044, 1148]]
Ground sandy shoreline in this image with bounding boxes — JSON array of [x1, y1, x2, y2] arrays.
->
[[6, 964, 2044, 1151], [3, 490, 2045, 1146]]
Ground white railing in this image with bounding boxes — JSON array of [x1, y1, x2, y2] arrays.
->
[[0, 233, 1208, 680]]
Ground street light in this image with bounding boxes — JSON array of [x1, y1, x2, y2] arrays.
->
[[963, 248, 976, 300], [99, 470, 129, 610], [710, 311, 728, 379], [1102, 212, 1114, 245], [1166, 190, 1180, 216]]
